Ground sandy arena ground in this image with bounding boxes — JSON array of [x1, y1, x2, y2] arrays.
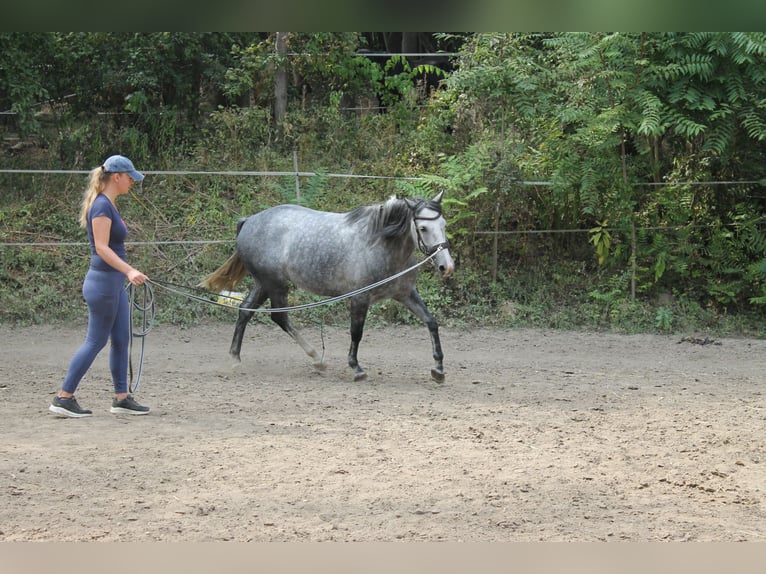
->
[[1, 321, 764, 541]]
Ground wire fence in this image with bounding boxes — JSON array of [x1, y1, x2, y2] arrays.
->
[[1, 167, 763, 249]]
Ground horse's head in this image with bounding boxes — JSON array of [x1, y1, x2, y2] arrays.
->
[[405, 191, 455, 278]]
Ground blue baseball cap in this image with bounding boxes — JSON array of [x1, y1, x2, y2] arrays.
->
[[103, 155, 144, 182]]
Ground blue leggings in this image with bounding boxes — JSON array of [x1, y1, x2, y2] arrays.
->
[[62, 269, 130, 395]]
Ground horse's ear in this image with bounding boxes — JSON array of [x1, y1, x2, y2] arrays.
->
[[404, 197, 418, 210], [432, 190, 444, 204]]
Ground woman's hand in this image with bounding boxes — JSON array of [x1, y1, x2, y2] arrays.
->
[[126, 268, 148, 286]]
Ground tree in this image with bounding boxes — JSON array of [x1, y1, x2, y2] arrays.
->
[[437, 33, 766, 309], [0, 33, 54, 136]]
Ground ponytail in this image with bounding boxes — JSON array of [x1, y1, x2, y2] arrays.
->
[[78, 165, 111, 228]]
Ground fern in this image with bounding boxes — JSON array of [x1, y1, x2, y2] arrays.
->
[[741, 223, 766, 255], [680, 53, 715, 80], [740, 106, 766, 141], [635, 89, 665, 135], [724, 76, 746, 103], [702, 115, 737, 153], [667, 109, 707, 138], [730, 32, 766, 62]]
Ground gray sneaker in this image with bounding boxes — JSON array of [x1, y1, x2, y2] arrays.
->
[[110, 395, 150, 415], [49, 395, 93, 418]]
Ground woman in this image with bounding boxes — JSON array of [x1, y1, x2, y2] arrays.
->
[[49, 155, 150, 417]]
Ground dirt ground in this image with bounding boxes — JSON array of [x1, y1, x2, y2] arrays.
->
[[1, 321, 764, 542]]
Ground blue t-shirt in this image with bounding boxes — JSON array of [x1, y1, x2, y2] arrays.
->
[[87, 194, 127, 271]]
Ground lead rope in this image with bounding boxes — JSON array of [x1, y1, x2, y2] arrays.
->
[[126, 244, 444, 392], [147, 245, 444, 313], [128, 282, 155, 393]]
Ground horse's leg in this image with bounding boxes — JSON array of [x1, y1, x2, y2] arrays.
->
[[269, 289, 326, 371], [397, 288, 445, 383], [229, 283, 267, 362], [348, 297, 370, 382]]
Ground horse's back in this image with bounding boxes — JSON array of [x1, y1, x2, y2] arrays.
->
[[238, 204, 346, 249], [235, 204, 364, 293]]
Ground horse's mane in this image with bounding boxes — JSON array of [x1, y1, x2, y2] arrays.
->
[[345, 196, 414, 243]]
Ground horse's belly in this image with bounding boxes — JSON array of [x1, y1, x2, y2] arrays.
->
[[287, 265, 357, 297]]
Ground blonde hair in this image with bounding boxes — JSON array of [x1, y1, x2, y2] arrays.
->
[[78, 166, 112, 228]]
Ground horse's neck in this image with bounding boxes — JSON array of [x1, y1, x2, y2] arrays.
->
[[386, 222, 418, 268], [355, 201, 418, 267]]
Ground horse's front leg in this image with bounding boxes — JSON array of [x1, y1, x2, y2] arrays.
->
[[348, 296, 370, 382], [398, 288, 445, 383], [229, 283, 267, 363]]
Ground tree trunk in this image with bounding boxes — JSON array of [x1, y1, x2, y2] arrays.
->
[[383, 33, 399, 53], [621, 130, 636, 300], [401, 32, 419, 53], [274, 32, 288, 141]]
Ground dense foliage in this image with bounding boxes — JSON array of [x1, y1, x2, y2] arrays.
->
[[2, 32, 765, 336]]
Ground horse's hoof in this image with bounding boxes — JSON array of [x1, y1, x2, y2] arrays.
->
[[354, 370, 368, 382], [313, 361, 327, 372], [229, 355, 242, 371], [430, 368, 445, 383]]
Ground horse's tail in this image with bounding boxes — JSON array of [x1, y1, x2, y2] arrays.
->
[[199, 252, 247, 292], [199, 217, 249, 292]]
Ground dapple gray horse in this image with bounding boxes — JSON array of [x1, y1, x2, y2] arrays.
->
[[201, 191, 455, 382]]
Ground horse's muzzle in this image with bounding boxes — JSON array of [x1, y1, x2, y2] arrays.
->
[[435, 248, 455, 278]]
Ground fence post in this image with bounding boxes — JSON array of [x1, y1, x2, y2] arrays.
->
[[293, 150, 301, 204], [492, 199, 499, 283]]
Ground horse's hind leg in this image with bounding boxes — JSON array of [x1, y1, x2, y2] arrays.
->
[[398, 288, 445, 383], [230, 283, 267, 363], [269, 290, 326, 371]]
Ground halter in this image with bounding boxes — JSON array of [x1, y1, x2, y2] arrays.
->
[[410, 199, 450, 256]]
